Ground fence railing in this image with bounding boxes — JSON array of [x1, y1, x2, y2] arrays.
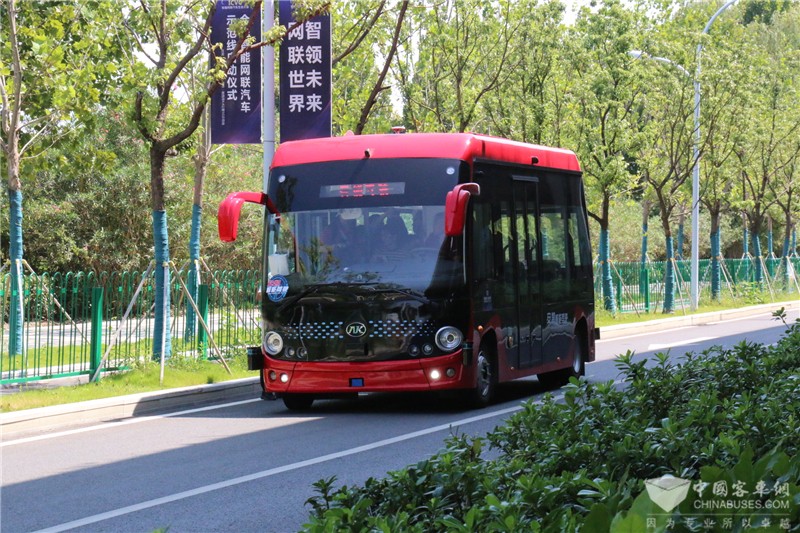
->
[[596, 256, 800, 315], [3, 257, 799, 384], [1, 267, 261, 384]]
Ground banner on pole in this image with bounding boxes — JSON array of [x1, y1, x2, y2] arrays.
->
[[279, 0, 332, 142], [211, 0, 262, 145]]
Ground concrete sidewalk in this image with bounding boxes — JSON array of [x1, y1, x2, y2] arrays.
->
[[2, 301, 797, 440]]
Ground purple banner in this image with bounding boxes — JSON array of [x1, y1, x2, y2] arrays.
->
[[279, 0, 332, 142], [211, 0, 261, 145]]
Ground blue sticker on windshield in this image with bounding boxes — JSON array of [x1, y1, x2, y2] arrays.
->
[[266, 275, 289, 302]]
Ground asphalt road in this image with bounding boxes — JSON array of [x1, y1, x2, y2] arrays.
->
[[0, 309, 795, 533]]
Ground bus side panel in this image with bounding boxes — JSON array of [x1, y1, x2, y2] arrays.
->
[[469, 163, 594, 381]]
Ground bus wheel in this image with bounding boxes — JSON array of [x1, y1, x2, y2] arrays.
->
[[570, 335, 585, 377], [465, 347, 496, 408], [538, 334, 585, 389], [283, 394, 314, 411]]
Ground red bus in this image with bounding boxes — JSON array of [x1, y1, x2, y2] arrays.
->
[[219, 133, 597, 410]]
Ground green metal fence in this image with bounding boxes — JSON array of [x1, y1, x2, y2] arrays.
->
[[596, 257, 800, 314], [1, 267, 261, 384]]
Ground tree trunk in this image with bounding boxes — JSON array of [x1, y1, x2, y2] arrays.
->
[[710, 210, 721, 301], [598, 196, 615, 312], [7, 186, 24, 356], [663, 234, 675, 314], [150, 147, 171, 361], [751, 230, 763, 284], [185, 132, 210, 343], [767, 216, 774, 258], [656, 194, 676, 313], [640, 200, 650, 310], [749, 217, 764, 284], [784, 214, 793, 290]]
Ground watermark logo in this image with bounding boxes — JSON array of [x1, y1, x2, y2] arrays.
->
[[641, 475, 794, 531], [645, 475, 691, 512]]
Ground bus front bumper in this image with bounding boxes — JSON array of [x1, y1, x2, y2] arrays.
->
[[263, 350, 468, 394]]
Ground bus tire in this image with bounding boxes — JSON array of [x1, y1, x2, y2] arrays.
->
[[464, 346, 496, 409], [538, 332, 585, 389], [283, 394, 314, 411]]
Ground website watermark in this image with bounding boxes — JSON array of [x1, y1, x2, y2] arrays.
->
[[641, 474, 796, 531]]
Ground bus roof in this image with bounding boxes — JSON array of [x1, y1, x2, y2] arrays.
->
[[272, 133, 581, 172]]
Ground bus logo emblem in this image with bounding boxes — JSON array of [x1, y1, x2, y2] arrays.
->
[[346, 323, 367, 337]]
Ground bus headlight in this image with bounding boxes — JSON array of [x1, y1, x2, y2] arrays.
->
[[435, 327, 463, 352], [263, 331, 284, 355]]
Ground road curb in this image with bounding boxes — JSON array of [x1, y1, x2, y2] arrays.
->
[[1, 377, 260, 439], [598, 300, 800, 340]]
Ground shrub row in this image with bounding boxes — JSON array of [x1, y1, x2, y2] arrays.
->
[[302, 311, 800, 532]]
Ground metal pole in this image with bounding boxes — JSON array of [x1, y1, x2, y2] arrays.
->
[[691, 0, 738, 311], [263, 0, 275, 193]]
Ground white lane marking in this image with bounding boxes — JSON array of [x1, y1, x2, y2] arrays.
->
[[1, 399, 262, 448], [31, 399, 553, 533], [647, 337, 713, 351]]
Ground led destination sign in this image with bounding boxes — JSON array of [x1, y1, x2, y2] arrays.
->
[[320, 182, 406, 198]]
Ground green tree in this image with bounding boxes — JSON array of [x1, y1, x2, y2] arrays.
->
[[123, 0, 329, 361], [331, 0, 397, 134], [695, 20, 746, 300], [482, 0, 568, 146], [399, 0, 517, 133], [564, 0, 649, 312], [635, 56, 695, 313], [23, 110, 155, 273], [730, 19, 800, 285], [353, 0, 408, 135], [1, 0, 120, 354]]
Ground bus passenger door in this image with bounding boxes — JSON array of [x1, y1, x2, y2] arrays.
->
[[513, 179, 543, 369]]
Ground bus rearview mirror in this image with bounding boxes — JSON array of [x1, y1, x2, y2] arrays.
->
[[445, 183, 480, 236], [218, 191, 278, 242]]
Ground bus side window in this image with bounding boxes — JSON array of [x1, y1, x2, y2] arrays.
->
[[473, 203, 495, 280], [540, 209, 567, 279], [498, 202, 514, 283], [568, 208, 592, 279]]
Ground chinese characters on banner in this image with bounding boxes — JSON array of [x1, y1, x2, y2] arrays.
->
[[279, 0, 332, 141], [211, 0, 262, 144]]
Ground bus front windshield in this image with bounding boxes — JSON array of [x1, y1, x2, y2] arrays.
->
[[264, 158, 466, 294]]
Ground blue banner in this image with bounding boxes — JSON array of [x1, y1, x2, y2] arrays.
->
[[211, 0, 262, 144], [279, 0, 332, 141]]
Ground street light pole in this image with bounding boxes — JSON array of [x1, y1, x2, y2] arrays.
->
[[691, 0, 737, 311]]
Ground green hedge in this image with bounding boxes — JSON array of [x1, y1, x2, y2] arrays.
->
[[302, 312, 800, 532]]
